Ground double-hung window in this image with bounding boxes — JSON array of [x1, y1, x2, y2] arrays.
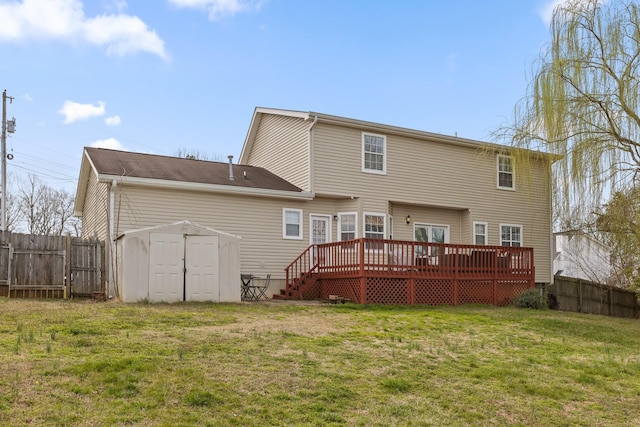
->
[[500, 224, 522, 247], [283, 208, 303, 239], [362, 133, 386, 174], [338, 213, 357, 241], [364, 213, 385, 249], [497, 155, 515, 190], [473, 222, 488, 245]]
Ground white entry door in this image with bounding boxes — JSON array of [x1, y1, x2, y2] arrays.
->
[[149, 233, 185, 303], [185, 235, 219, 301], [310, 215, 331, 266]]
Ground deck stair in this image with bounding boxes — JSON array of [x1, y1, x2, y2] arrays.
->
[[274, 245, 320, 300]]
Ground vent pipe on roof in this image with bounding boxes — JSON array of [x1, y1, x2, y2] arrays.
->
[[227, 155, 234, 181]]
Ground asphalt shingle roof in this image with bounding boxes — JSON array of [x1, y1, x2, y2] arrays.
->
[[85, 147, 303, 193]]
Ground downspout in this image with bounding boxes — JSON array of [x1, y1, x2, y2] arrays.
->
[[109, 180, 117, 299], [307, 115, 318, 193]]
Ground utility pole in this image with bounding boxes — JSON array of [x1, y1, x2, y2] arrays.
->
[[1, 90, 15, 232]]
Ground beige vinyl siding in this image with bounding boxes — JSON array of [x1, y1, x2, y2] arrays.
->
[[391, 204, 468, 243], [246, 114, 310, 191], [111, 186, 341, 280], [80, 169, 109, 241], [310, 122, 553, 283]]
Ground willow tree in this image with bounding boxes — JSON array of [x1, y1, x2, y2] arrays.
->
[[500, 0, 640, 232]]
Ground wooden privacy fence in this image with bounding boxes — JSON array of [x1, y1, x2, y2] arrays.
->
[[0, 232, 105, 299], [548, 275, 638, 319]]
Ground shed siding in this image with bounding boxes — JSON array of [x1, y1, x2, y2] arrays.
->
[[245, 114, 310, 190], [81, 169, 109, 241]]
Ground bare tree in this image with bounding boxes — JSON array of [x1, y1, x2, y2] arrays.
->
[[16, 175, 79, 236], [175, 148, 223, 161]]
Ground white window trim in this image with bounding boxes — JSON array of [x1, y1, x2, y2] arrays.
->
[[473, 221, 488, 245], [283, 208, 303, 240], [309, 214, 332, 245], [499, 223, 523, 247], [497, 154, 515, 191], [363, 212, 387, 239], [362, 132, 387, 175], [337, 212, 358, 241], [413, 223, 450, 244]]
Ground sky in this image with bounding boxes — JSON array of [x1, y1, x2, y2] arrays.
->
[[0, 0, 568, 195]]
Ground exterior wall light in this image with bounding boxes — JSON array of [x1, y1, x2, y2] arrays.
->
[[406, 215, 411, 224]]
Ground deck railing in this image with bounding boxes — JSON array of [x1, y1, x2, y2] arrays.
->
[[283, 238, 535, 304], [314, 238, 534, 278]]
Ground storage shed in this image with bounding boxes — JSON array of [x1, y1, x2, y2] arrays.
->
[[115, 221, 241, 303]]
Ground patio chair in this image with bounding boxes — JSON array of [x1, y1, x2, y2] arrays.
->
[[253, 274, 271, 301]]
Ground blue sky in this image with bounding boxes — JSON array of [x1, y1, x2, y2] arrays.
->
[[0, 0, 566, 193]]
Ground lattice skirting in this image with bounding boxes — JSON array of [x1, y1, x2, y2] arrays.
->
[[314, 277, 533, 306], [320, 278, 362, 303], [299, 279, 322, 300]]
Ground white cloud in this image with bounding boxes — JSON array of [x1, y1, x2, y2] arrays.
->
[[168, 0, 264, 20], [59, 100, 105, 124], [90, 138, 124, 150], [0, 0, 168, 60], [105, 115, 121, 126], [539, 0, 610, 25], [106, 0, 128, 13], [23, 93, 33, 102]]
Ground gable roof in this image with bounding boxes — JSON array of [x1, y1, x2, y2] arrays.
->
[[75, 147, 312, 216], [239, 107, 562, 164]]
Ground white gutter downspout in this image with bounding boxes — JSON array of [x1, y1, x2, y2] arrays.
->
[[307, 115, 318, 193], [109, 180, 117, 299]]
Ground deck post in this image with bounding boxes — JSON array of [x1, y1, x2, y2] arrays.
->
[[359, 239, 366, 304], [408, 242, 415, 305], [452, 247, 458, 306]]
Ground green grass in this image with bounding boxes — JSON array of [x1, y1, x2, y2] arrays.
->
[[0, 299, 639, 426]]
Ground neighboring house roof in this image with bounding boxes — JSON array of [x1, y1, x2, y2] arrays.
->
[[75, 147, 313, 216], [240, 107, 562, 164]]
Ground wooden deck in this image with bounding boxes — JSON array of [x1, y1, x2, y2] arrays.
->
[[279, 239, 535, 305]]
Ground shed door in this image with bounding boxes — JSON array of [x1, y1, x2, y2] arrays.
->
[[185, 235, 219, 301], [149, 233, 185, 303]]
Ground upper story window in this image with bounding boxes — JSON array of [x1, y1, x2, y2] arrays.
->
[[338, 213, 357, 241], [473, 222, 488, 245], [362, 133, 386, 174], [497, 155, 515, 190], [500, 224, 522, 247], [283, 208, 303, 240]]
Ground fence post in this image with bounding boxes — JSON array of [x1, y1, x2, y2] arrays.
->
[[65, 235, 71, 299], [578, 279, 583, 313]]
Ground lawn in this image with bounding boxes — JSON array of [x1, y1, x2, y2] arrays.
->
[[0, 299, 639, 426]]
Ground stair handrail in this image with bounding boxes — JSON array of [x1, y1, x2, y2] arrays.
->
[[284, 244, 319, 290]]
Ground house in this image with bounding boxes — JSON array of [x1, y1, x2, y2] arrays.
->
[[74, 107, 558, 303], [553, 232, 612, 283]]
